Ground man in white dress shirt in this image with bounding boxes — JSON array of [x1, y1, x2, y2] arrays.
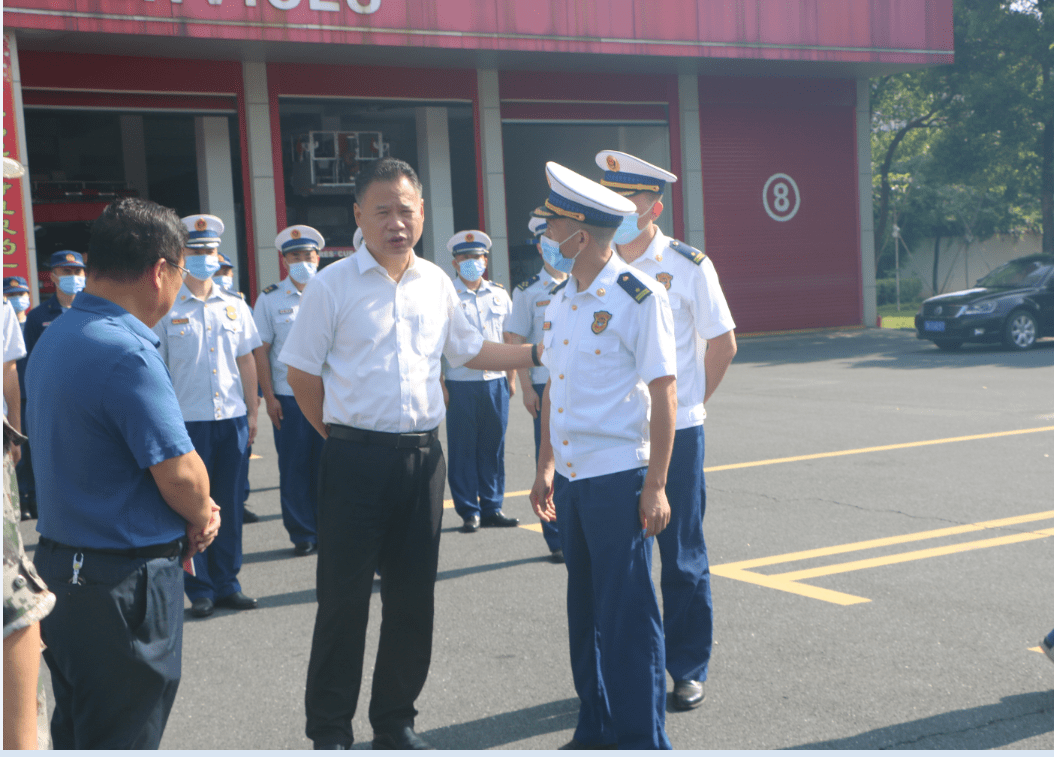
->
[[280, 158, 540, 751]]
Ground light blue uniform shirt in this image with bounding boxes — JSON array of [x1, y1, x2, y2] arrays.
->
[[253, 278, 302, 396], [505, 270, 564, 386], [444, 277, 512, 382], [153, 282, 262, 423]]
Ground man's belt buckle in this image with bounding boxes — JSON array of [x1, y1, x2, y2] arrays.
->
[[396, 432, 430, 449]]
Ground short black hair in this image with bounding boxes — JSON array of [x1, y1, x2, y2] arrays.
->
[[354, 158, 422, 205], [87, 198, 187, 282]]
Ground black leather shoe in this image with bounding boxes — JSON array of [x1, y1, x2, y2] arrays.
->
[[461, 515, 480, 533], [243, 508, 260, 523], [215, 591, 258, 611], [558, 738, 617, 749], [312, 741, 350, 750], [294, 541, 318, 556], [190, 598, 214, 618], [372, 726, 433, 750], [549, 548, 565, 564], [672, 680, 705, 710], [480, 511, 519, 528]]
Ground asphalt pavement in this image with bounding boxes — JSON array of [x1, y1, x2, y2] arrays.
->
[[22, 327, 1054, 749]]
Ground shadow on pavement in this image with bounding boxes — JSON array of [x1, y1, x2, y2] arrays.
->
[[788, 690, 1054, 750], [418, 697, 579, 750], [437, 555, 554, 582], [734, 329, 1054, 370]]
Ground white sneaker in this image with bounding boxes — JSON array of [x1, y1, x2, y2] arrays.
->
[[1041, 637, 1054, 665]]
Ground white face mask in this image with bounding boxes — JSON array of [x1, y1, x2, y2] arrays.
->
[[288, 261, 318, 285], [215, 275, 234, 290], [9, 294, 30, 312]]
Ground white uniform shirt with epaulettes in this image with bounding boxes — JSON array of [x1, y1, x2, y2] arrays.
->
[[505, 271, 563, 386], [253, 278, 303, 396], [625, 230, 735, 430], [541, 254, 676, 481], [154, 282, 262, 423], [444, 277, 512, 382]]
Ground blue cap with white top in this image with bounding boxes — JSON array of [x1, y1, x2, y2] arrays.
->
[[275, 225, 325, 254], [595, 150, 677, 196], [532, 162, 635, 229], [181, 215, 225, 249]]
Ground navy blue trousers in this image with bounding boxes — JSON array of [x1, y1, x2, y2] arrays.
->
[[555, 467, 671, 750], [35, 541, 183, 749], [184, 416, 247, 601], [273, 394, 323, 545], [531, 382, 561, 552], [655, 424, 713, 683], [445, 378, 508, 519]]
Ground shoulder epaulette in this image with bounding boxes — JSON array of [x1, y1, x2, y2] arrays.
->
[[669, 238, 706, 266], [236, 291, 246, 300], [490, 280, 504, 289], [516, 274, 539, 291], [617, 272, 652, 303], [550, 279, 570, 296], [262, 283, 279, 294]]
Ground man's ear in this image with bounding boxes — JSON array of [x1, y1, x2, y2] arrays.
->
[[650, 199, 664, 222], [152, 258, 168, 291]]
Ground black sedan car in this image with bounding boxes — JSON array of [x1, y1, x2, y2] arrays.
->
[[915, 254, 1054, 351]]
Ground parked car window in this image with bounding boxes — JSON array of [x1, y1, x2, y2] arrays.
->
[[977, 259, 1053, 288]]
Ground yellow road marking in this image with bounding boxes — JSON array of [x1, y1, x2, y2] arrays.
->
[[704, 426, 1054, 473], [712, 510, 1054, 605], [1029, 646, 1044, 654]]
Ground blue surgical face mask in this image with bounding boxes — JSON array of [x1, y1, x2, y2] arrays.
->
[[185, 253, 221, 281], [58, 274, 85, 296], [9, 294, 30, 312], [539, 232, 581, 275], [288, 261, 318, 285], [612, 201, 656, 246], [457, 257, 487, 282], [215, 275, 234, 290]]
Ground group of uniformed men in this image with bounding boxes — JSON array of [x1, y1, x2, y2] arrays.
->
[[2, 147, 736, 750]]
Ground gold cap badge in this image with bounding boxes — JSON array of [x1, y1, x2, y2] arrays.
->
[[606, 156, 619, 171]]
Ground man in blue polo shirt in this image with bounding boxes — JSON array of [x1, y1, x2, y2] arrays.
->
[[26, 198, 220, 750]]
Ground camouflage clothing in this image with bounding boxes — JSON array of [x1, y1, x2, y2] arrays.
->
[[4, 419, 54, 749]]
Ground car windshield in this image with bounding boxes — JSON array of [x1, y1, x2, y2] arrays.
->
[[976, 259, 1054, 288]]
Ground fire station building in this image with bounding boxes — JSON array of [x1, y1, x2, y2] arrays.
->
[[3, 1, 953, 331]]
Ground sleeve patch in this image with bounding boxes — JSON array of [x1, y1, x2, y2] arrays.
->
[[669, 239, 706, 266], [617, 272, 652, 303]]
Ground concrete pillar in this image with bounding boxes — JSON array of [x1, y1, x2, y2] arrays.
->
[[120, 116, 149, 201], [415, 107, 454, 265], [195, 116, 239, 281], [476, 69, 510, 289], [4, 33, 39, 304], [678, 74, 706, 251], [857, 77, 877, 328], [243, 61, 281, 295]]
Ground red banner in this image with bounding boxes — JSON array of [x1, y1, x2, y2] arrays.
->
[[3, 37, 31, 287]]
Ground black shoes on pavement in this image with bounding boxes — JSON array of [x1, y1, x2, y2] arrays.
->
[[192, 592, 258, 617], [480, 511, 519, 528], [461, 515, 481, 533], [294, 541, 318, 556], [671, 679, 705, 710], [372, 726, 433, 750]]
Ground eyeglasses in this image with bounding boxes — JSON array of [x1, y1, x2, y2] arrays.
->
[[167, 260, 190, 280]]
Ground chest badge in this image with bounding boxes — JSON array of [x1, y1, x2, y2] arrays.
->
[[543, 321, 551, 331], [591, 311, 612, 335], [226, 305, 238, 321], [536, 299, 550, 307], [656, 272, 673, 291]]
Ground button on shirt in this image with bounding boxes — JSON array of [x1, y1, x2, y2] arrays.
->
[[541, 255, 676, 481], [444, 277, 512, 382], [26, 293, 194, 549], [153, 283, 262, 423], [627, 230, 735, 429], [253, 278, 302, 396], [278, 250, 485, 433], [505, 272, 564, 385]]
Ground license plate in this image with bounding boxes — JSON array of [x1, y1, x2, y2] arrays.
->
[[924, 320, 945, 332]]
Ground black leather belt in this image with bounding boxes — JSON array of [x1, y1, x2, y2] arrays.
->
[[327, 424, 438, 449], [39, 536, 186, 559]]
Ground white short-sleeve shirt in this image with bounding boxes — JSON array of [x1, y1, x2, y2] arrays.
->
[[505, 270, 565, 386], [542, 255, 676, 480], [153, 282, 262, 422], [278, 249, 485, 433], [444, 277, 512, 382], [625, 230, 735, 429], [253, 278, 303, 396], [3, 301, 27, 418]]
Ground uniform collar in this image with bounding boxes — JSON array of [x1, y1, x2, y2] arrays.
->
[[570, 254, 623, 301], [281, 277, 299, 297], [177, 281, 228, 304], [639, 228, 670, 265], [454, 276, 490, 295]]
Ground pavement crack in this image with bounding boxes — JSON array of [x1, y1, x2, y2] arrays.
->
[[880, 704, 1054, 749]]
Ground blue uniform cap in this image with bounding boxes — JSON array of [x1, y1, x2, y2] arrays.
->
[[181, 215, 225, 249], [3, 276, 30, 294], [447, 230, 492, 257], [595, 150, 678, 196], [217, 252, 233, 269], [532, 162, 636, 229], [48, 251, 86, 269], [276, 225, 325, 254]]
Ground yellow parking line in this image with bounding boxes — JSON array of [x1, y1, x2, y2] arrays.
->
[[704, 426, 1054, 473], [712, 510, 1054, 605]]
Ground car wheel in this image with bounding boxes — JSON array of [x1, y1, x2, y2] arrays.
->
[[933, 339, 963, 352], [1003, 310, 1037, 351]]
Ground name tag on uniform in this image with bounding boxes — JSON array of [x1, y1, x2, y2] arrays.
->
[[171, 317, 190, 325], [278, 308, 294, 315], [536, 299, 550, 307], [542, 321, 551, 330]]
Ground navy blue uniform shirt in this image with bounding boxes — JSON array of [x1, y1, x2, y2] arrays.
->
[[26, 292, 195, 549], [23, 295, 64, 357]]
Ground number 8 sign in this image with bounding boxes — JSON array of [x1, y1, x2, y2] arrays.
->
[[763, 173, 800, 222]]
